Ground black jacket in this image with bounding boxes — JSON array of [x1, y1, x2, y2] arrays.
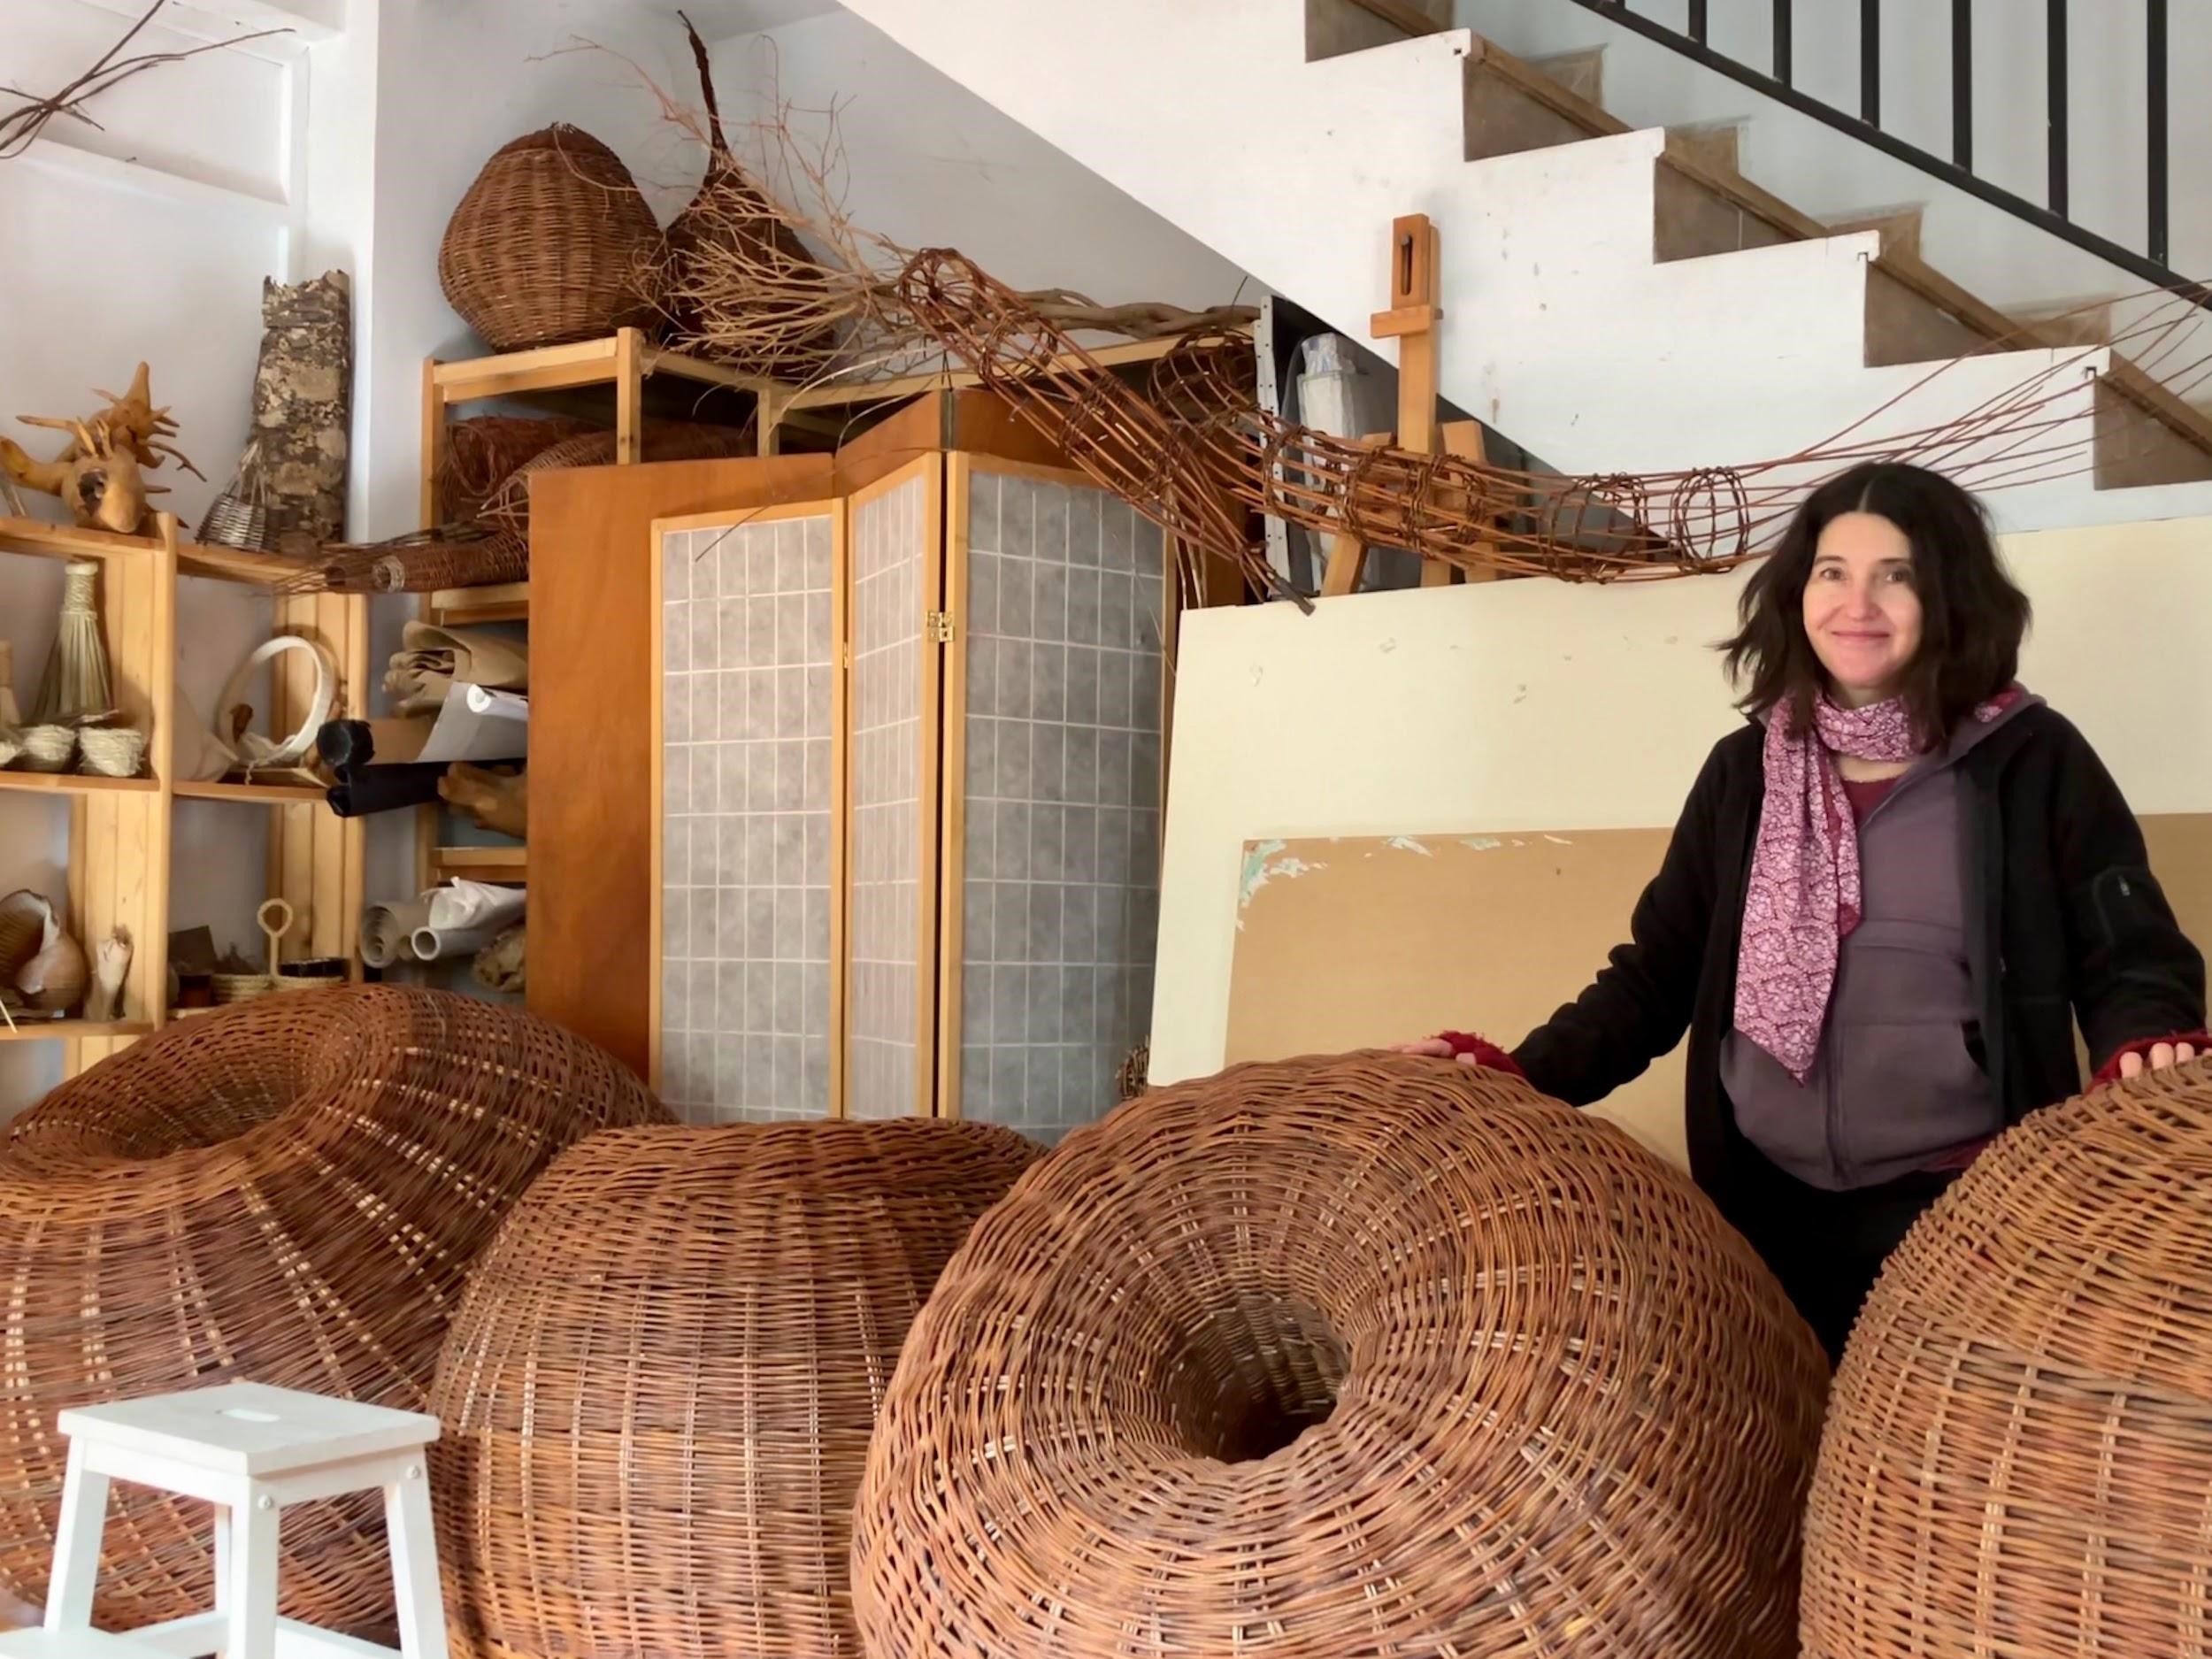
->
[[1512, 705, 2206, 1221]]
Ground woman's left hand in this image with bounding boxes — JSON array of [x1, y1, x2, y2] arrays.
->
[[2119, 1040, 2198, 1079]]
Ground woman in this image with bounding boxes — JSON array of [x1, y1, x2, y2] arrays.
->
[[1407, 462, 2206, 1361]]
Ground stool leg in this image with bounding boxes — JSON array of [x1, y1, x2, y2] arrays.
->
[[224, 1486, 278, 1659], [43, 1442, 108, 1632], [384, 1461, 447, 1659], [211, 1501, 231, 1657]]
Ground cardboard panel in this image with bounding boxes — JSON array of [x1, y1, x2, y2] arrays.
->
[[1227, 816, 2212, 1169]]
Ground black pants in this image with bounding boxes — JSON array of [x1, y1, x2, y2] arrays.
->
[[1727, 1154, 1957, 1366]]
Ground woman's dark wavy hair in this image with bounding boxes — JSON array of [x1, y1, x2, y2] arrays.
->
[[1722, 461, 2031, 741]]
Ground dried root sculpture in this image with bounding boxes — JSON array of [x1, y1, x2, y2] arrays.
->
[[1, 365, 203, 534]]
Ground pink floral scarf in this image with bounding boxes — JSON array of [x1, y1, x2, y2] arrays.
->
[[1735, 689, 2017, 1080]]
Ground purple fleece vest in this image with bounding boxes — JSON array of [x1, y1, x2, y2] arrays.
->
[[1721, 701, 2032, 1190]]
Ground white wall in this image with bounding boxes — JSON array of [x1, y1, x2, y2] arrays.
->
[[1153, 515, 2212, 1149], [0, 1, 297, 1112], [710, 9, 1254, 319]]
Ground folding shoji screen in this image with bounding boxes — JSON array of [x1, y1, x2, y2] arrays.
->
[[653, 498, 846, 1121], [650, 447, 1168, 1138]]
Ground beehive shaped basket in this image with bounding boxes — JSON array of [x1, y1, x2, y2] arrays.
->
[[1802, 1057, 2212, 1658], [852, 1053, 1832, 1659], [431, 1118, 1041, 1659], [0, 987, 668, 1636], [438, 124, 663, 350]]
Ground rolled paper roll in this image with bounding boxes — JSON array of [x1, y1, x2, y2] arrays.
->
[[360, 897, 435, 969], [411, 923, 502, 963], [326, 764, 448, 818]]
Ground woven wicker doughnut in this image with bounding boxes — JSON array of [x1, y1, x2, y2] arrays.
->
[[1803, 1060, 2212, 1657], [853, 1053, 1829, 1659], [0, 987, 665, 1635], [430, 1118, 1041, 1659]]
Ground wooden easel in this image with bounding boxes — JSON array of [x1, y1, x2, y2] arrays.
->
[[1320, 213, 1500, 596]]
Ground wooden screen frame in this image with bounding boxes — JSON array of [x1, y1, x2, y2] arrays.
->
[[843, 454, 946, 1119], [648, 498, 850, 1113], [933, 452, 1156, 1122]]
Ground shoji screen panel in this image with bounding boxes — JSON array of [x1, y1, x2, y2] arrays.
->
[[652, 502, 844, 1123], [844, 457, 942, 1119], [941, 456, 1168, 1141]]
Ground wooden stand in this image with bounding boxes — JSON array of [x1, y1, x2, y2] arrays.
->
[[1320, 214, 1499, 595], [0, 514, 370, 1079]]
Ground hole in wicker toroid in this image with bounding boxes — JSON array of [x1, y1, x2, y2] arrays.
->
[[1160, 1289, 1348, 1463]]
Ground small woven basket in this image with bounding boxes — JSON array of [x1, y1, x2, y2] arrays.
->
[[76, 726, 145, 780], [438, 125, 664, 350], [18, 726, 74, 773]]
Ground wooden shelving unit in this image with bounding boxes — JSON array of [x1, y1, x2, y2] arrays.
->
[[0, 512, 370, 1077]]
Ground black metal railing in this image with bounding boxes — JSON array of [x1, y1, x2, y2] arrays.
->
[[1568, 0, 2185, 288]]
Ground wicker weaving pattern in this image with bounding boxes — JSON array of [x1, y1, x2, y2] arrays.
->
[[0, 988, 666, 1635], [439, 125, 663, 351], [430, 1118, 1040, 1659], [853, 1054, 1829, 1659], [1802, 1061, 2212, 1658]]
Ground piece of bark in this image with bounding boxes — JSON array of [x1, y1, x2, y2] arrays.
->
[[248, 271, 353, 554]]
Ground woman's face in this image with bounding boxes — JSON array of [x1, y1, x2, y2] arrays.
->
[[1802, 511, 1923, 707]]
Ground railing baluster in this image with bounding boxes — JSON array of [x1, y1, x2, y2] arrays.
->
[[2147, 0, 2170, 266], [1952, 0, 1973, 169], [2047, 0, 2069, 218], [1861, 0, 1881, 126], [1553, 0, 2190, 296]]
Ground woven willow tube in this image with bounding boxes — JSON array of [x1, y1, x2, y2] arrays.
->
[[853, 1054, 1830, 1659], [430, 1118, 1041, 1659], [1803, 1060, 2212, 1658], [0, 988, 667, 1636]]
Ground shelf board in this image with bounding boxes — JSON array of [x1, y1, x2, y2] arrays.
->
[[174, 778, 330, 805], [0, 515, 318, 589], [176, 543, 320, 588], [0, 771, 158, 796], [433, 335, 775, 403], [431, 845, 526, 877], [0, 516, 166, 565], [0, 1017, 154, 1044], [428, 580, 529, 624]]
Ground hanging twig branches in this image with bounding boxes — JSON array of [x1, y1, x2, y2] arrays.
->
[[0, 2, 288, 161], [599, 36, 2212, 595]]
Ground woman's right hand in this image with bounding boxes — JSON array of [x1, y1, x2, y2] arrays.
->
[[1391, 1038, 1471, 1064]]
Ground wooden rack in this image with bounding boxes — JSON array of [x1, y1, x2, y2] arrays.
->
[[0, 513, 369, 1077]]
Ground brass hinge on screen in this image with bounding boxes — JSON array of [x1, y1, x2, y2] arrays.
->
[[926, 611, 955, 644]]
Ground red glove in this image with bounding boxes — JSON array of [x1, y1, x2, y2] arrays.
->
[[1434, 1032, 1526, 1079]]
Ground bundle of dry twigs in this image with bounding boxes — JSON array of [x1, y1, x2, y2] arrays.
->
[[1, 3, 285, 160]]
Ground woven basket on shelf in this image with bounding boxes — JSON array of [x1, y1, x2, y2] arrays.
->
[[431, 1118, 1039, 1659], [853, 1053, 1831, 1659], [438, 125, 664, 351], [1802, 1058, 2212, 1659], [437, 415, 595, 520], [478, 420, 757, 540], [0, 987, 668, 1636]]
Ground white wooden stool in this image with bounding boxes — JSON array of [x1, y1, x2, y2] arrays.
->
[[0, 1382, 447, 1659]]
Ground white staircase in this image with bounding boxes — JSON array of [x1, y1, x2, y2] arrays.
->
[[833, 0, 2212, 532]]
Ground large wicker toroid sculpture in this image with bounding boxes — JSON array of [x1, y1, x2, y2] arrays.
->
[[853, 1054, 1830, 1659], [0, 988, 665, 1635], [430, 1118, 1041, 1659], [1803, 1061, 2212, 1658]]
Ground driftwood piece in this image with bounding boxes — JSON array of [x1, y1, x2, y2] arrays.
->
[[4, 365, 201, 534], [439, 762, 526, 840], [246, 272, 352, 555]]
